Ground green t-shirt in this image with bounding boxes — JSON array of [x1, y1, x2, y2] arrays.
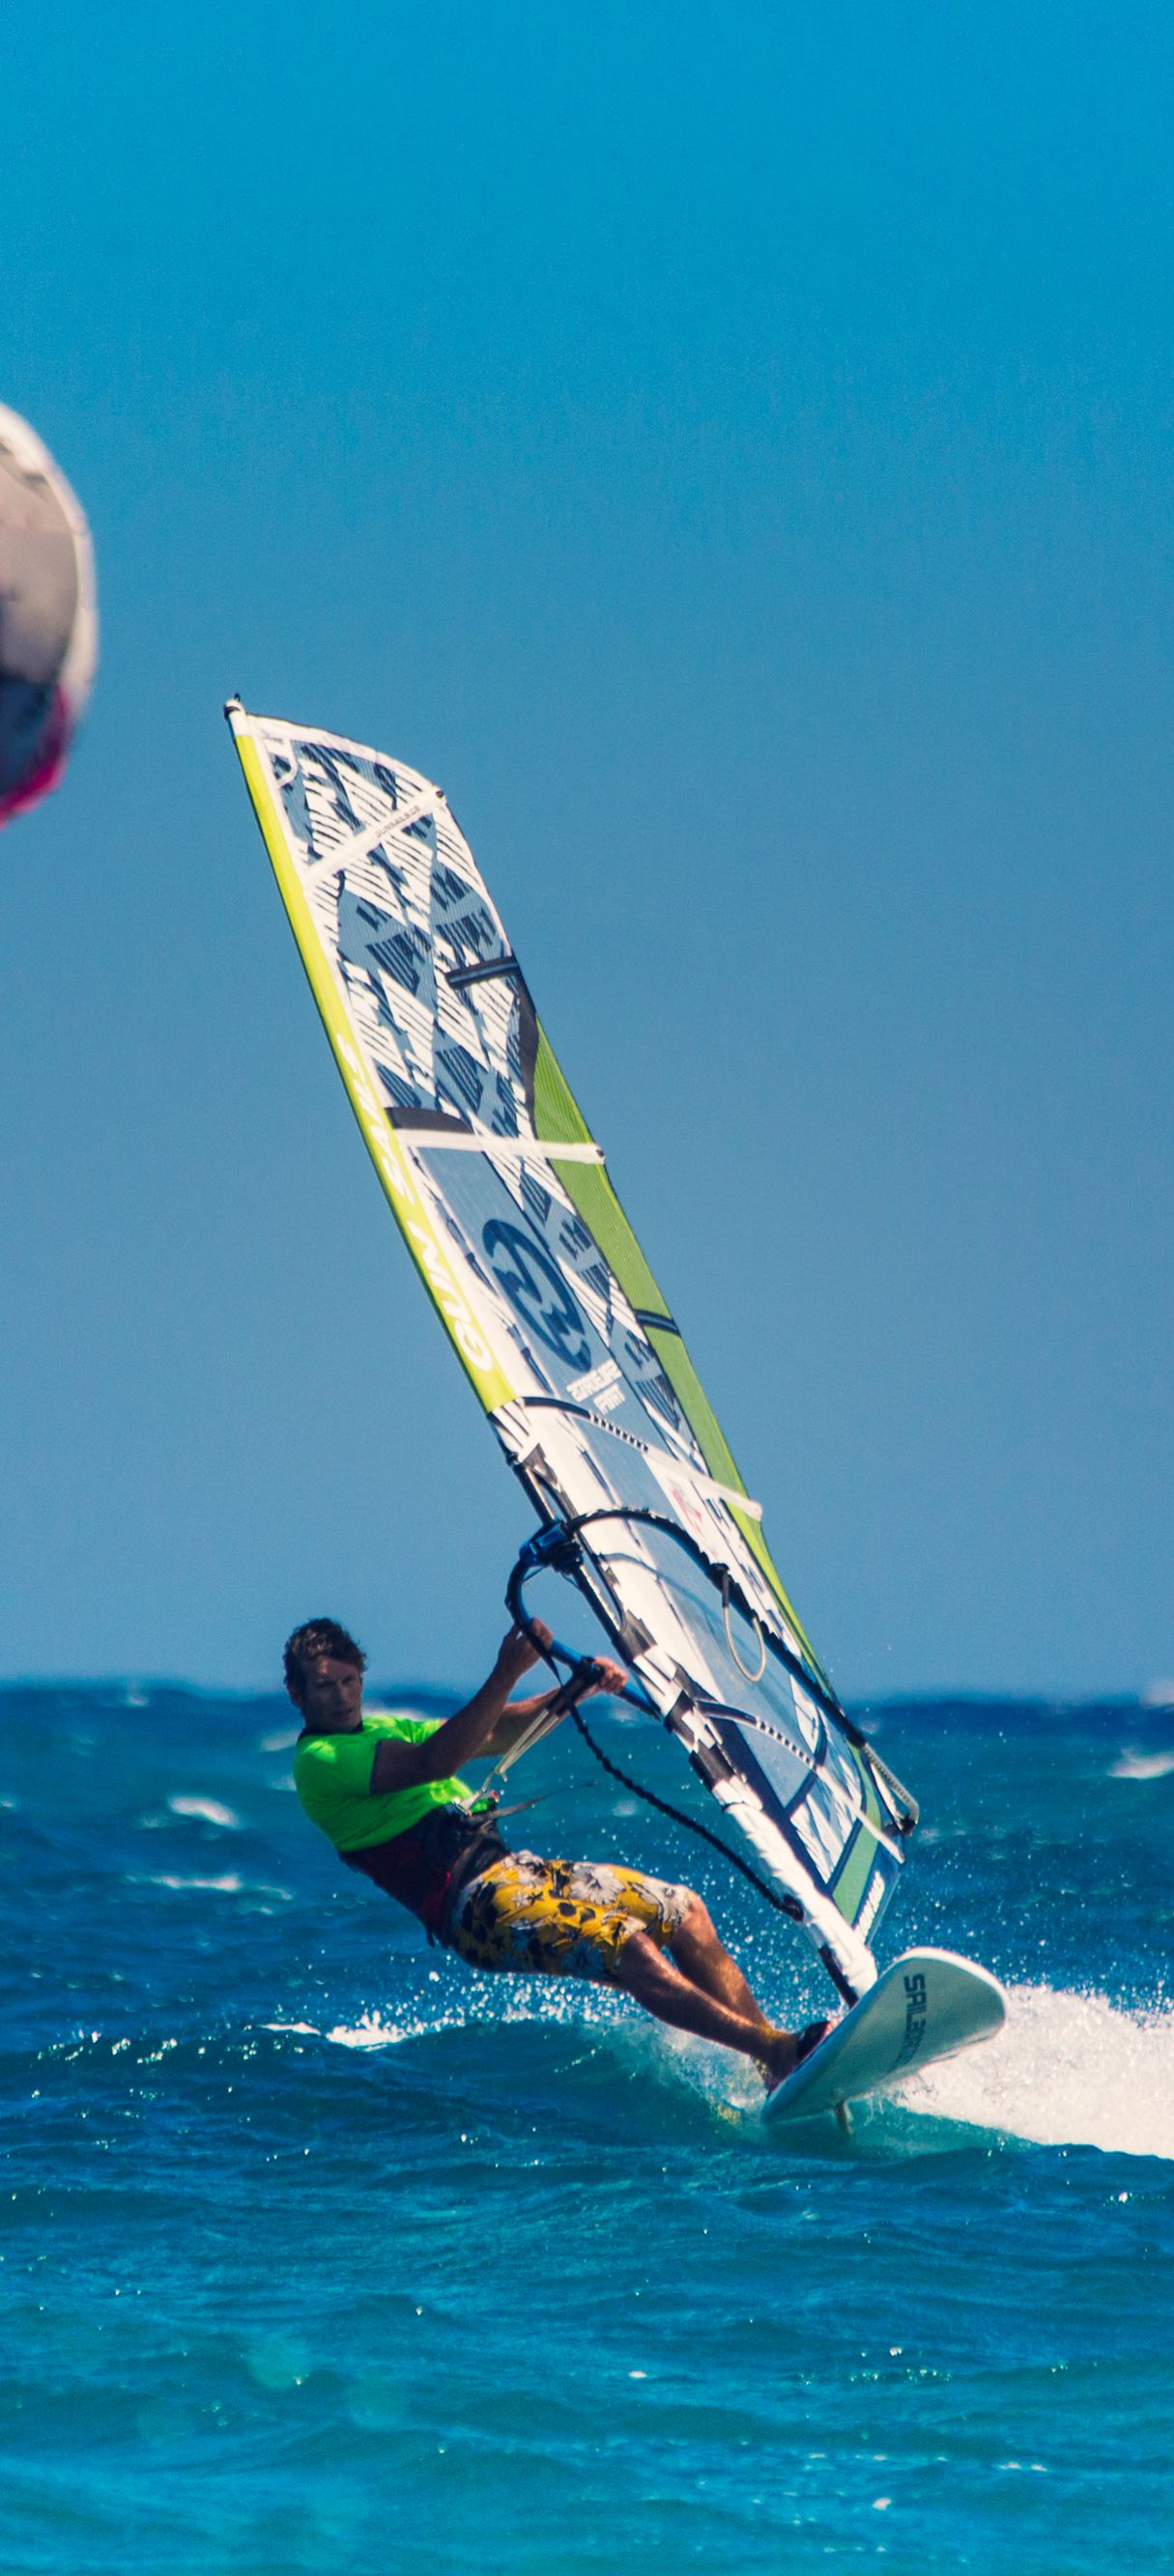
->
[[292, 1712, 472, 1854]]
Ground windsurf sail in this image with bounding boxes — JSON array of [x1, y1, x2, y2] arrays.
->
[[226, 702, 916, 2000]]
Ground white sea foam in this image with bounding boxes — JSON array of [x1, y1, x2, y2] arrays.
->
[[166, 1795, 242, 1827], [326, 2012, 407, 2051], [899, 1983, 1174, 2160], [148, 1872, 245, 1892], [321, 1989, 598, 2051], [139, 1871, 292, 1900], [1108, 1746, 1174, 1779], [262, 1977, 625, 2056]]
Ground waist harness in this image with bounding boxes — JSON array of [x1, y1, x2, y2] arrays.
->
[[343, 1802, 511, 1937]]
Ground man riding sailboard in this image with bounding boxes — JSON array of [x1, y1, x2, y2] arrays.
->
[[285, 1614, 831, 2089], [227, 705, 937, 2093]]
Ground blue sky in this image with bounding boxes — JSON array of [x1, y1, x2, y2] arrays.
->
[[2, 2, 1170, 1695]]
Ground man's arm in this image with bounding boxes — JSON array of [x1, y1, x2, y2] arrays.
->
[[369, 1632, 630, 1793], [475, 1656, 628, 1758], [369, 1625, 552, 1795]]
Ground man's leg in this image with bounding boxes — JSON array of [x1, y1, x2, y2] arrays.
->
[[665, 1896, 776, 2036], [614, 1928, 802, 2083], [444, 1857, 825, 2084]]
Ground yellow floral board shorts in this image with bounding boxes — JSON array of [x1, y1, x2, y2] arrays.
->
[[444, 1852, 692, 1984]]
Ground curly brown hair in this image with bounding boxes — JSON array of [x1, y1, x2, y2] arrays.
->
[[282, 1617, 367, 1707]]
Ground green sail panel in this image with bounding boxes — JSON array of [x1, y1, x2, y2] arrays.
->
[[531, 1026, 832, 1694]]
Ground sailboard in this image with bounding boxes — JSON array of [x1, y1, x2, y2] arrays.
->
[[763, 1949, 1007, 2125], [226, 702, 921, 2005]]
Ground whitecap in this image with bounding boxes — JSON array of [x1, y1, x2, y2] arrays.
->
[[1109, 1747, 1174, 1779], [137, 1872, 292, 1900], [325, 2012, 405, 2050], [898, 1983, 1174, 2161], [146, 1872, 244, 1893], [166, 1794, 241, 1827]]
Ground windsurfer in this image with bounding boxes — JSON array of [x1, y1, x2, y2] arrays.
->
[[284, 1615, 825, 2087]]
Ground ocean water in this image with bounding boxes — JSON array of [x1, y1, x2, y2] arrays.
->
[[2, 1681, 1172, 2574]]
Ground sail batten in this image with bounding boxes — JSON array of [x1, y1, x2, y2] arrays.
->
[[227, 702, 912, 1996]]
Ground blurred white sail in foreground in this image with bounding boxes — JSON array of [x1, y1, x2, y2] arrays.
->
[[0, 406, 97, 829]]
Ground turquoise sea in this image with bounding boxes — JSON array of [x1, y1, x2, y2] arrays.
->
[[2, 1680, 1171, 2573]]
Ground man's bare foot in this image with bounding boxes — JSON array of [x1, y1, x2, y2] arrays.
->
[[759, 2018, 834, 2093]]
